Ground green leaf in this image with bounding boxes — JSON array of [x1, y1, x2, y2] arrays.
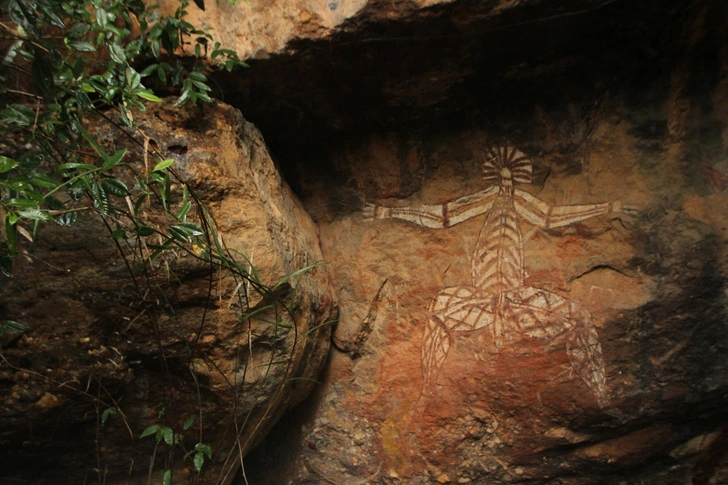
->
[[187, 71, 207, 82], [175, 89, 191, 106], [74, 121, 109, 159], [183, 414, 196, 430], [135, 226, 155, 237], [191, 79, 211, 91], [29, 174, 59, 189], [136, 90, 162, 102], [35, 1, 64, 28], [160, 30, 174, 55], [160, 469, 171, 485], [176, 222, 203, 235], [162, 171, 170, 211], [140, 63, 158, 77], [17, 208, 51, 221], [161, 426, 174, 445], [140, 424, 160, 439], [67, 23, 90, 39], [108, 43, 126, 64], [192, 0, 205, 11], [151, 39, 161, 59], [7, 198, 41, 208], [169, 222, 203, 242], [96, 8, 108, 28], [128, 99, 146, 113], [101, 178, 130, 196], [168, 225, 190, 242], [57, 162, 97, 172], [68, 40, 96, 52], [1, 320, 27, 332], [153, 159, 174, 172], [0, 156, 19, 174], [101, 407, 117, 424], [193, 452, 204, 472], [126, 67, 141, 89], [103, 149, 127, 170], [7, 180, 36, 194], [90, 180, 111, 215], [2, 104, 35, 126], [7, 0, 32, 36], [195, 442, 212, 458], [54, 210, 76, 227], [177, 200, 191, 221]]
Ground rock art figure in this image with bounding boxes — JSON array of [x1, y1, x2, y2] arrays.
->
[[367, 145, 624, 408]]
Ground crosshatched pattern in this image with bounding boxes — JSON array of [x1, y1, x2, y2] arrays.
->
[[369, 144, 623, 408]]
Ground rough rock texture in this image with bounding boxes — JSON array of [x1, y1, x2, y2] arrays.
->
[[249, 123, 728, 484], [0, 100, 336, 484], [3, 0, 728, 484], [161, 0, 469, 62], [238, 1, 728, 484]]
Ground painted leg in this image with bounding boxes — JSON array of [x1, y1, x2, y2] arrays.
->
[[421, 286, 495, 394], [566, 307, 611, 408], [504, 287, 611, 408], [421, 314, 451, 391]]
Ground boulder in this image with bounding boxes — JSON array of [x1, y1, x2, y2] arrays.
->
[[0, 99, 337, 484]]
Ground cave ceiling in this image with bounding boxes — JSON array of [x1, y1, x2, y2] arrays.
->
[[209, 0, 712, 158]]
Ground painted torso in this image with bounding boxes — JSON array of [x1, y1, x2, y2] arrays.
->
[[471, 186, 524, 296]]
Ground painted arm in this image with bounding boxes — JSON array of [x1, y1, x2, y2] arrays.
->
[[365, 186, 499, 228], [513, 188, 622, 229]]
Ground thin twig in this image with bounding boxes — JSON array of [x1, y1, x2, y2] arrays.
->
[[3, 89, 43, 99]]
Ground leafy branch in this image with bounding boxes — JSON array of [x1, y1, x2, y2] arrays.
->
[[0, 0, 316, 483]]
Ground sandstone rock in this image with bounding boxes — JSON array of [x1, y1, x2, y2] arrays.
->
[[3, 0, 728, 483], [249, 122, 728, 484], [242, 3, 728, 481], [0, 99, 336, 484], [158, 0, 462, 63]]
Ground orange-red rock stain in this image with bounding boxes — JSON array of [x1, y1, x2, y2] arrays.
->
[[555, 235, 586, 260]]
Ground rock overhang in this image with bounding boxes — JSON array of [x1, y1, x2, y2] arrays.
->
[[203, 0, 708, 152]]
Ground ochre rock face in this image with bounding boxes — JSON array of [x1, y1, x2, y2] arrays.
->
[[244, 77, 728, 485], [0, 100, 337, 484], [288, 130, 652, 482], [3, 0, 728, 483], [233, 1, 728, 482], [156, 0, 466, 62]]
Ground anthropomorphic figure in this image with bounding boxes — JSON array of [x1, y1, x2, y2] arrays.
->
[[366, 145, 624, 408]]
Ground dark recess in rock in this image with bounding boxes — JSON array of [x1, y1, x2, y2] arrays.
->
[[212, 0, 699, 151]]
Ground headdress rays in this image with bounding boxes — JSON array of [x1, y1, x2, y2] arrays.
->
[[482, 144, 533, 185]]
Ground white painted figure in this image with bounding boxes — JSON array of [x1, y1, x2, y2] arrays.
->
[[366, 145, 624, 408]]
